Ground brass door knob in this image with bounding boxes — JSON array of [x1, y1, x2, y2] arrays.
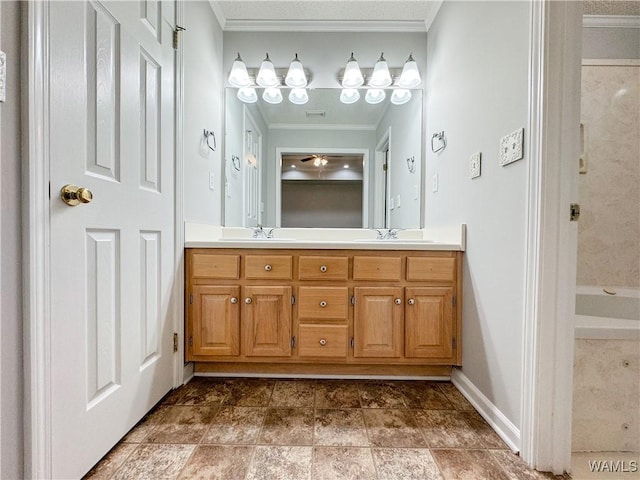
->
[[60, 184, 93, 206]]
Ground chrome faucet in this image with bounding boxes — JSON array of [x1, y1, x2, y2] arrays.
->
[[251, 224, 274, 239], [376, 228, 401, 240]]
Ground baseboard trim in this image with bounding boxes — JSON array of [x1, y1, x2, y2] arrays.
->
[[183, 362, 194, 384], [451, 369, 521, 452]]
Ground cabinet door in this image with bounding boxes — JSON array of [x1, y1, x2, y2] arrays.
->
[[354, 287, 403, 358], [191, 286, 240, 357], [242, 286, 292, 357], [405, 287, 454, 359]]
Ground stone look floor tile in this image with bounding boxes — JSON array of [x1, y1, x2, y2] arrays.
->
[[372, 448, 444, 480], [438, 383, 475, 410], [83, 443, 137, 479], [269, 379, 316, 407], [315, 380, 362, 408], [362, 408, 426, 447], [314, 408, 369, 446], [112, 444, 195, 480], [245, 446, 313, 480], [460, 411, 509, 449], [259, 407, 314, 445], [398, 381, 455, 410], [175, 378, 231, 406], [413, 409, 484, 448], [312, 447, 377, 480], [177, 445, 253, 480], [201, 406, 266, 444], [224, 379, 274, 406], [491, 450, 571, 480], [431, 449, 510, 480], [359, 381, 407, 408], [145, 405, 219, 444], [121, 405, 170, 443]]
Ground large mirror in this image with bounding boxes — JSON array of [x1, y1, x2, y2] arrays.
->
[[224, 88, 423, 229]]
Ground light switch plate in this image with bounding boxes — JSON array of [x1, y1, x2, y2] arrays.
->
[[396, 194, 401, 208], [470, 152, 481, 179], [500, 128, 524, 166], [432, 173, 439, 193], [0, 50, 6, 103], [390, 197, 395, 210]]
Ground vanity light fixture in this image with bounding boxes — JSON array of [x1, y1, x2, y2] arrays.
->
[[340, 88, 360, 104], [313, 157, 328, 167], [365, 88, 386, 105], [228, 53, 251, 88], [237, 87, 258, 103], [396, 53, 422, 89], [262, 87, 283, 104], [256, 53, 279, 88], [390, 88, 412, 105], [342, 53, 364, 88], [289, 88, 309, 105], [285, 53, 307, 88], [368, 53, 392, 88]]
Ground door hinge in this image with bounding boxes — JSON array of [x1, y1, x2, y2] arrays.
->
[[350, 295, 356, 306], [570, 203, 580, 222], [48, 182, 51, 199], [452, 296, 457, 307], [291, 295, 296, 305], [173, 333, 179, 353], [452, 337, 457, 349], [350, 337, 355, 348], [383, 162, 388, 171], [291, 336, 296, 348], [189, 336, 193, 347], [173, 25, 186, 50], [189, 293, 193, 304]]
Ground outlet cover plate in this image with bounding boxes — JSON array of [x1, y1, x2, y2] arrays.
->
[[470, 152, 481, 179], [500, 128, 524, 166]]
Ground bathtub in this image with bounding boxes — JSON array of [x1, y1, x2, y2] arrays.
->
[[575, 286, 640, 339], [572, 286, 640, 453]]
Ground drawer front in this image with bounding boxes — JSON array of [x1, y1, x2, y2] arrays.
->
[[245, 255, 293, 280], [298, 287, 349, 320], [353, 256, 402, 281], [298, 256, 349, 281], [298, 324, 348, 357], [406, 257, 455, 283], [191, 254, 240, 279]]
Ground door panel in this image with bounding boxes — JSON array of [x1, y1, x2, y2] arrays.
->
[[49, 1, 176, 477], [191, 286, 240, 357], [354, 287, 403, 357], [405, 287, 454, 359], [242, 286, 292, 356]]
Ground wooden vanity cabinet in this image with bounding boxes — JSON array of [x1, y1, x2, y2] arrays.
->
[[186, 248, 462, 375]]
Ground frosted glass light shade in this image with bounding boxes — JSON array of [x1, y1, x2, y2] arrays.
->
[[340, 88, 360, 104], [228, 53, 251, 88], [256, 53, 279, 88], [368, 53, 392, 88], [285, 54, 307, 88], [342, 53, 364, 88], [397, 54, 421, 88], [390, 88, 412, 105], [262, 87, 283, 104], [237, 87, 258, 103], [365, 88, 386, 105], [288, 88, 309, 105]]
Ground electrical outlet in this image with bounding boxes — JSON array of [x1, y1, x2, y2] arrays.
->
[[470, 152, 481, 179], [209, 171, 215, 190], [432, 173, 439, 193], [500, 128, 524, 166]]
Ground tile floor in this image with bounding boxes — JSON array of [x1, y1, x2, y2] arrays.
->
[[84, 377, 569, 480]]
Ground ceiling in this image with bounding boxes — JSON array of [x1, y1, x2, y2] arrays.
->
[[210, 1, 443, 31]]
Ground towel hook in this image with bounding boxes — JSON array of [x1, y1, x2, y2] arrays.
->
[[431, 131, 446, 154], [203, 129, 216, 152]]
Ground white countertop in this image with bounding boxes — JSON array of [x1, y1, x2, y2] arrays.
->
[[184, 224, 466, 251]]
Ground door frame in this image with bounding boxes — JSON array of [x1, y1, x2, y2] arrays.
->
[[23, 2, 184, 477], [374, 128, 391, 228]]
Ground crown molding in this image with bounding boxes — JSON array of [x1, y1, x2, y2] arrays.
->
[[208, 0, 227, 30], [221, 19, 428, 33], [583, 15, 640, 28]]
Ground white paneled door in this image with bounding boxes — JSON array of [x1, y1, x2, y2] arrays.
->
[[48, 1, 176, 477]]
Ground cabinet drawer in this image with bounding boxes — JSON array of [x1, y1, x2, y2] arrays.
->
[[298, 324, 348, 357], [191, 254, 240, 279], [298, 256, 348, 281], [406, 257, 455, 283], [353, 256, 402, 281], [298, 287, 349, 320], [245, 255, 293, 280]]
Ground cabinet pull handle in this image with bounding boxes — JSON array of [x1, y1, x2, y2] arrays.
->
[[319, 301, 327, 308], [319, 339, 327, 346], [244, 297, 252, 304], [394, 298, 402, 305], [230, 297, 238, 304], [264, 264, 272, 271], [407, 298, 415, 305], [320, 265, 327, 273]]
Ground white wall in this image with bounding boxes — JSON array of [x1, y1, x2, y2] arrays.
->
[[183, 1, 224, 224], [425, 1, 531, 432], [0, 2, 24, 478]]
